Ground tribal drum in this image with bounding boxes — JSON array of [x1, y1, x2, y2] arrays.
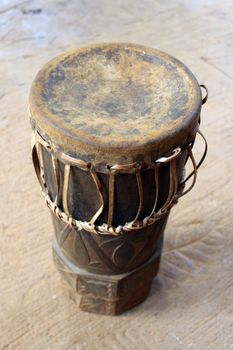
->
[[29, 43, 208, 315]]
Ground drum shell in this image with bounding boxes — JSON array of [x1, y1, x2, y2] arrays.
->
[[41, 145, 188, 275]]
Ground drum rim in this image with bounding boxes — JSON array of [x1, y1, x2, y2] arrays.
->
[[29, 42, 202, 163]]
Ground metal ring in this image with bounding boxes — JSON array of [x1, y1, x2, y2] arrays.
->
[[200, 84, 208, 105], [155, 147, 181, 164]]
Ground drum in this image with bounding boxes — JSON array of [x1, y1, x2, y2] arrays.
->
[[29, 43, 208, 315]]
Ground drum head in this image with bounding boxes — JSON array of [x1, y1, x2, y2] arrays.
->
[[29, 43, 201, 164]]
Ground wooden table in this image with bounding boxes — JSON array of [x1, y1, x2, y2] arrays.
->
[[1, 0, 233, 349]]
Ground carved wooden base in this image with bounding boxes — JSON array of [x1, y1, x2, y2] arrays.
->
[[53, 237, 162, 315]]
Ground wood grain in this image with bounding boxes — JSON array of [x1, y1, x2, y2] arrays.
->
[[0, 0, 233, 349]]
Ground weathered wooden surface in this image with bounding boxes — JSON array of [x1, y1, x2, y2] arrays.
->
[[0, 0, 233, 349]]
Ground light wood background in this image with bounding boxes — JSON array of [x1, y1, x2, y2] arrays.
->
[[0, 0, 233, 349]]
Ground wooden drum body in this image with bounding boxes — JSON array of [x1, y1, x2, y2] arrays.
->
[[29, 43, 207, 315]]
